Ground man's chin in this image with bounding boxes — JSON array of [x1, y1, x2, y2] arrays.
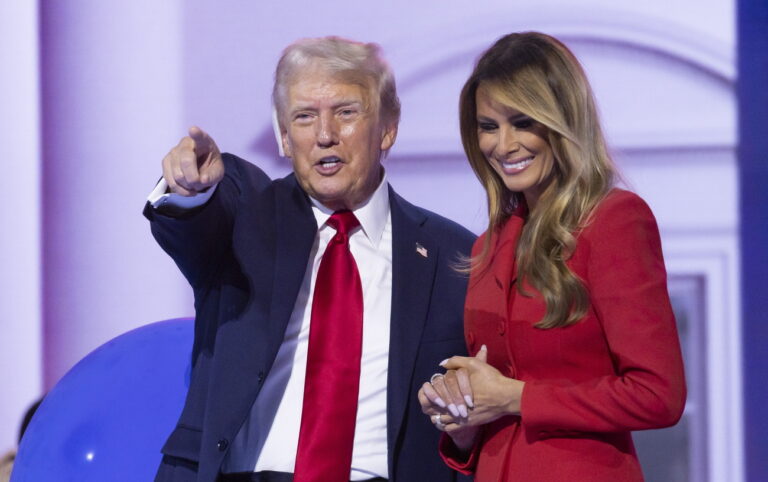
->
[[310, 190, 352, 211]]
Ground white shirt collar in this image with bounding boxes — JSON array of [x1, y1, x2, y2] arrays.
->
[[309, 171, 390, 249]]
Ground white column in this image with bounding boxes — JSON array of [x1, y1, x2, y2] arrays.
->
[[0, 1, 43, 453], [40, 1, 191, 388]]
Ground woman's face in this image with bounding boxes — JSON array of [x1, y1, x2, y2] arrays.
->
[[475, 85, 554, 209]]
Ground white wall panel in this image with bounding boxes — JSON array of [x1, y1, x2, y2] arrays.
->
[[0, 1, 42, 454], [40, 0, 190, 388]]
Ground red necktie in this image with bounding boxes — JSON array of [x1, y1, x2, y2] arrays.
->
[[294, 211, 363, 482]]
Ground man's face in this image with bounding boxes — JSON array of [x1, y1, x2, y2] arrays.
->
[[280, 68, 397, 211]]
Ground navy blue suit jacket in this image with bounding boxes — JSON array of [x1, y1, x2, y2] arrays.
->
[[145, 154, 475, 481]]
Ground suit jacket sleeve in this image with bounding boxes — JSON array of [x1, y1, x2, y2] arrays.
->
[[520, 192, 687, 436], [143, 153, 270, 292]]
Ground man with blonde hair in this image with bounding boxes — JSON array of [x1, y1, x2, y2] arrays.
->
[[146, 36, 474, 482]]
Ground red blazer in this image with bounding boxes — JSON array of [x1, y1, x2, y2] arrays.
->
[[440, 189, 686, 481]]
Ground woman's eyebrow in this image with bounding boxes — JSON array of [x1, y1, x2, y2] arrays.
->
[[509, 113, 530, 121]]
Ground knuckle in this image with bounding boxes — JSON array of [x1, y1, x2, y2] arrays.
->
[[179, 155, 194, 168]]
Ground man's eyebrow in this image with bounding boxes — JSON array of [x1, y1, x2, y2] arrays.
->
[[288, 103, 317, 114], [333, 100, 364, 108], [289, 99, 365, 115]]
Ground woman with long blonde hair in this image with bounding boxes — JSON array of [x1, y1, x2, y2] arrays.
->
[[418, 32, 686, 481]]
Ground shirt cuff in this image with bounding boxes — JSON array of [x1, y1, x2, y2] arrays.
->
[[147, 178, 218, 210]]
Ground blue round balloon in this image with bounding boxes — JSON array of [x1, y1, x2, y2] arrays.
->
[[12, 318, 193, 482]]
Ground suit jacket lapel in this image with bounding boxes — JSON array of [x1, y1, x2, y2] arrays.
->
[[208, 173, 317, 458], [233, 173, 317, 353], [239, 178, 315, 376], [386, 187, 438, 466], [267, 175, 317, 347]]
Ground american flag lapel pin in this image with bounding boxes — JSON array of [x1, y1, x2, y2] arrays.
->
[[416, 242, 428, 258]]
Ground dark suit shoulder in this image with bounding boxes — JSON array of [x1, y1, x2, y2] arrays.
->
[[392, 191, 475, 246], [220, 152, 273, 196], [423, 208, 476, 247]]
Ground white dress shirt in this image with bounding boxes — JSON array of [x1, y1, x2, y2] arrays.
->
[[149, 174, 392, 479]]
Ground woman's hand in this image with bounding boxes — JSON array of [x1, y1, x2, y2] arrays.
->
[[417, 346, 496, 452], [439, 345, 526, 426], [418, 377, 480, 452]]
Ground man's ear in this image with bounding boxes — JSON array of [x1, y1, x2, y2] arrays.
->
[[380, 123, 398, 152], [281, 130, 293, 158], [272, 106, 291, 158]]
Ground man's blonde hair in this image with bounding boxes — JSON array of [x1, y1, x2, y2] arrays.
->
[[273, 36, 401, 131]]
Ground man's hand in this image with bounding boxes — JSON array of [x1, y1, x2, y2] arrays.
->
[[162, 126, 224, 196]]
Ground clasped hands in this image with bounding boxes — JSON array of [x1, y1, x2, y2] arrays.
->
[[417, 345, 525, 451]]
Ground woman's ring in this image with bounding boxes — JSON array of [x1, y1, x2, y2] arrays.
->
[[430, 373, 445, 384], [433, 414, 446, 430]]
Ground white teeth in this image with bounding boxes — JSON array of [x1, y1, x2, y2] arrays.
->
[[501, 157, 533, 170], [319, 157, 341, 166]]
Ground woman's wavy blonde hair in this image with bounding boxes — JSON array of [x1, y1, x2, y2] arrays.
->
[[461, 32, 618, 329]]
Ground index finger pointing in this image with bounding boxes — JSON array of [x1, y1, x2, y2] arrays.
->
[[188, 126, 214, 155]]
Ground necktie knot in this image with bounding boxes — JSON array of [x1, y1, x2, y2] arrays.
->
[[327, 210, 360, 239]]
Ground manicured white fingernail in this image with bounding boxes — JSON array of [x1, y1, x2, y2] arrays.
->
[[439, 359, 449, 367], [464, 395, 474, 408], [481, 344, 487, 351], [448, 404, 459, 417], [458, 404, 468, 418], [434, 397, 446, 408]]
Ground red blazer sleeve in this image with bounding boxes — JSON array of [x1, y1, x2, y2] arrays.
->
[[521, 191, 687, 435], [438, 428, 487, 475]]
